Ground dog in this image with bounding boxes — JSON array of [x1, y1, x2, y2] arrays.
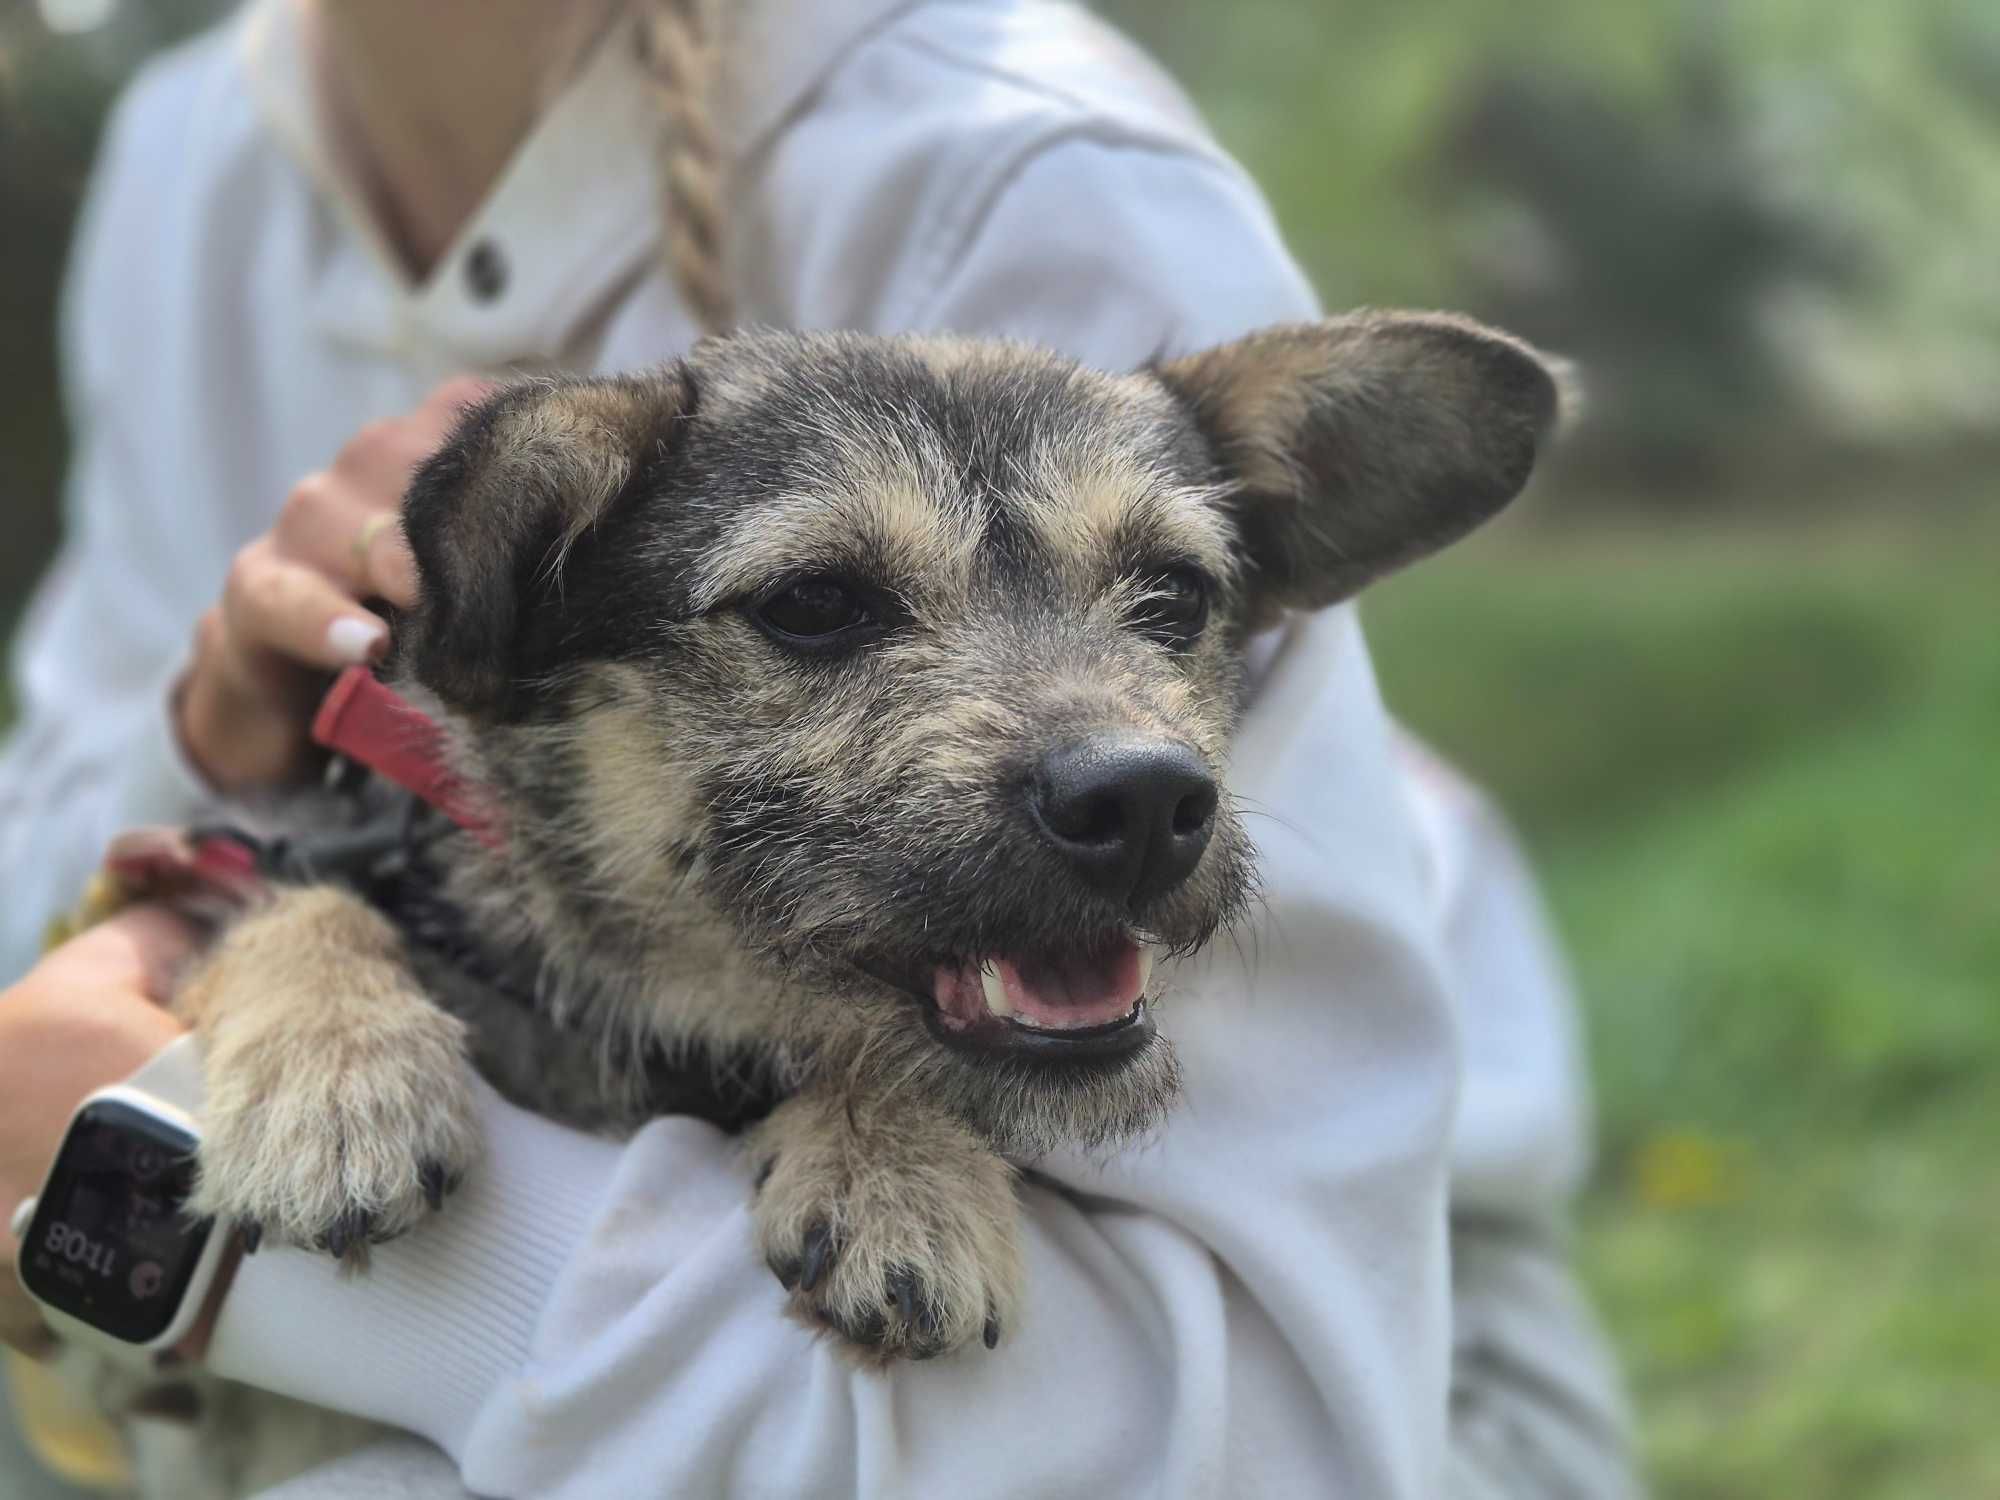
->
[[77, 311, 1556, 1490], [186, 312, 1558, 1354]]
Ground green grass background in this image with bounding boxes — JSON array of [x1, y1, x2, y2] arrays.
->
[[1363, 500, 2000, 1497]]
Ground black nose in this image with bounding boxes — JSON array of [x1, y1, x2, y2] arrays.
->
[[1030, 735, 1219, 903]]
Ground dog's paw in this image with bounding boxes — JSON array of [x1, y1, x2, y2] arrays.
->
[[748, 1093, 1021, 1363], [188, 1001, 479, 1264]]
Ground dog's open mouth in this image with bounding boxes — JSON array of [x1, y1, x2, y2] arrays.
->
[[916, 936, 1157, 1059]]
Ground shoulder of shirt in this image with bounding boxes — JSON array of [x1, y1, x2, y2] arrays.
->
[[747, 0, 1273, 327], [760, 0, 1245, 194], [61, 14, 262, 386], [844, 0, 1222, 155], [95, 10, 261, 185]]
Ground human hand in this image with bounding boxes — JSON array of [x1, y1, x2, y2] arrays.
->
[[174, 376, 493, 792], [1, 907, 195, 1358]]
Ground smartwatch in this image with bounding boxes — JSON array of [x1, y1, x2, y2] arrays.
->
[[9, 1036, 228, 1366]]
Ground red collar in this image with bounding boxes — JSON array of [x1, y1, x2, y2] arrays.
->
[[96, 668, 499, 910], [312, 666, 503, 848]]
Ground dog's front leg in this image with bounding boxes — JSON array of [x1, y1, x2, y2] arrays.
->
[[747, 1085, 1023, 1363], [175, 885, 479, 1260]]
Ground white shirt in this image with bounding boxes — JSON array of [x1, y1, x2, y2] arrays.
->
[[0, 2, 1633, 1495]]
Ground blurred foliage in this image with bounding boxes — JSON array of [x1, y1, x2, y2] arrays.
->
[[0, 0, 227, 626], [1365, 502, 2000, 1497], [1101, 0, 2000, 492], [1438, 44, 1856, 485]]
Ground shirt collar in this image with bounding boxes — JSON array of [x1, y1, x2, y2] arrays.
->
[[238, 0, 926, 370]]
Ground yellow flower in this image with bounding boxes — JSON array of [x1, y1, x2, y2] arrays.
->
[[1633, 1129, 1744, 1210], [40, 868, 132, 954]]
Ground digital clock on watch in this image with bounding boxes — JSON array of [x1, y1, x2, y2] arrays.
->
[[17, 1098, 214, 1345], [10, 1036, 228, 1359]]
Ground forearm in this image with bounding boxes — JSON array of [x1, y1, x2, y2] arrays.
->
[[242, 1225, 1642, 1500], [1445, 1214, 1640, 1500], [204, 1076, 620, 1455], [1407, 736, 1642, 1498], [210, 1077, 1423, 1500]]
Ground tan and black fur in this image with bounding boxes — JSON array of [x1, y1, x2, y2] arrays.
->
[[192, 311, 1555, 1341], [81, 312, 1557, 1493]]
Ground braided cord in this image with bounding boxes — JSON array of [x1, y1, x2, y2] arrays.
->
[[640, 0, 735, 333]]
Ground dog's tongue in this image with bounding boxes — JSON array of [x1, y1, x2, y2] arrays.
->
[[932, 938, 1149, 1032]]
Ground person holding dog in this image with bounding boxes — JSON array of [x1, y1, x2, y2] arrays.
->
[[1, 0, 1637, 1496]]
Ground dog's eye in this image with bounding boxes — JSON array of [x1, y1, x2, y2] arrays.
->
[[753, 576, 875, 646], [1127, 568, 1210, 649]]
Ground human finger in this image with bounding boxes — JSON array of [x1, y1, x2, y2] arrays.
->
[[269, 472, 417, 609], [219, 538, 391, 673]]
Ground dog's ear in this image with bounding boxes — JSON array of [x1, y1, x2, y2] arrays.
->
[[1156, 312, 1560, 625], [399, 369, 691, 715]]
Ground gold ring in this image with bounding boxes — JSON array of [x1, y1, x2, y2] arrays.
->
[[351, 514, 395, 576]]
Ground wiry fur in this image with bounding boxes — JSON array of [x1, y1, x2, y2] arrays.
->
[[176, 887, 481, 1252], [1158, 311, 1558, 626], [76, 316, 1557, 1496], [748, 1088, 1022, 1362]]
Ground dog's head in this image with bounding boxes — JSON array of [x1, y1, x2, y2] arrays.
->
[[395, 316, 1557, 1148]]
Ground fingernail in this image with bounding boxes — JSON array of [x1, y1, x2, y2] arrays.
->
[[326, 616, 387, 664]]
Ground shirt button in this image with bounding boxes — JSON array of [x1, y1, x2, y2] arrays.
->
[[464, 239, 508, 302]]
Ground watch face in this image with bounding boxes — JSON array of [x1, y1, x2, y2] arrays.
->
[[18, 1097, 212, 1345]]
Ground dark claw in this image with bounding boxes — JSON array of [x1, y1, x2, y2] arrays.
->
[[887, 1266, 942, 1343], [888, 1267, 919, 1329], [768, 1253, 803, 1290], [239, 1220, 263, 1256], [983, 1313, 1001, 1350], [799, 1222, 837, 1293], [322, 1208, 372, 1261], [842, 1307, 887, 1347], [420, 1160, 448, 1214]]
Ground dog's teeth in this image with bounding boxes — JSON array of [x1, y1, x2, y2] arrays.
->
[[1135, 944, 1156, 998], [979, 960, 1013, 1019]]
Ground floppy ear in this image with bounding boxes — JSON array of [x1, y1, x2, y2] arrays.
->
[[398, 368, 691, 715], [1156, 312, 1560, 624]]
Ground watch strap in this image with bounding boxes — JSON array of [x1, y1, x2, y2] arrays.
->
[[121, 1034, 207, 1120]]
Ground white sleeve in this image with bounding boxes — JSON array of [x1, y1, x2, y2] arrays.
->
[[0, 88, 219, 983], [1399, 743, 1639, 1497], [899, 134, 1323, 359], [212, 140, 1626, 1500]]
